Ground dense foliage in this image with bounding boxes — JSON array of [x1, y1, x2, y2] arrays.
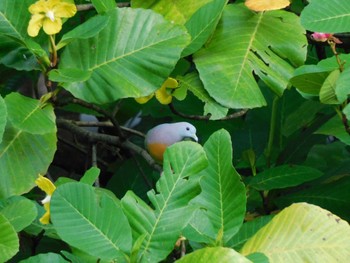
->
[[0, 0, 350, 262]]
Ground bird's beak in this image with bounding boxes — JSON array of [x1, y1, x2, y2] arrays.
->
[[191, 134, 198, 142]]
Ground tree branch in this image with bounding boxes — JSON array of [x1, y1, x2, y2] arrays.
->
[[56, 119, 162, 172], [76, 2, 130, 11]]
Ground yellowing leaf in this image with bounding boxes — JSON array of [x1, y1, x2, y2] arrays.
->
[[241, 203, 350, 262], [245, 0, 290, 11]]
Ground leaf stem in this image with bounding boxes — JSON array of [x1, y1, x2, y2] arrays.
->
[[265, 95, 279, 167]]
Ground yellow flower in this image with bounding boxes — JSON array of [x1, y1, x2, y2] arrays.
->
[[135, 78, 178, 105], [35, 175, 56, 224], [27, 0, 77, 37]]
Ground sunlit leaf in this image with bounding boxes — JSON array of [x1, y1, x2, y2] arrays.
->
[[0, 196, 37, 232], [176, 247, 252, 263], [301, 0, 350, 33], [178, 72, 228, 120], [194, 4, 306, 109], [59, 8, 189, 104], [0, 213, 18, 263], [241, 203, 350, 262], [245, 0, 290, 12], [51, 182, 131, 261], [19, 253, 68, 263], [191, 129, 246, 244], [319, 69, 341, 104], [121, 142, 208, 263], [0, 95, 6, 144]]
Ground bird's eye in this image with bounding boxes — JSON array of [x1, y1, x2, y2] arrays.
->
[[186, 127, 190, 131]]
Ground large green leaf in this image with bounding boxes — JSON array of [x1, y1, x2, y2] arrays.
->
[[0, 123, 57, 199], [319, 69, 341, 104], [19, 253, 68, 263], [227, 215, 274, 249], [50, 182, 131, 261], [194, 4, 307, 109], [300, 0, 350, 33], [316, 115, 350, 145], [121, 141, 208, 263], [91, 0, 116, 13], [58, 8, 190, 104], [0, 213, 18, 263], [178, 72, 228, 120], [5, 93, 56, 134], [241, 203, 350, 262], [132, 0, 227, 56], [0, 95, 6, 144], [275, 176, 350, 221], [248, 165, 323, 191], [131, 0, 211, 24], [191, 129, 246, 244], [0, 196, 37, 232], [182, 0, 228, 56], [0, 0, 33, 41], [0, 0, 44, 71], [176, 247, 252, 263]]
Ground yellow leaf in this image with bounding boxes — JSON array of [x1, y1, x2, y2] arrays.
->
[[245, 0, 290, 12]]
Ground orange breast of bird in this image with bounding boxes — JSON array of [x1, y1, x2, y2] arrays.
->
[[146, 142, 168, 163]]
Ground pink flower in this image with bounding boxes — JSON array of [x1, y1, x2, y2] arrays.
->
[[310, 32, 332, 42]]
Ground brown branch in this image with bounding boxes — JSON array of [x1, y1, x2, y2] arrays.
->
[[70, 98, 125, 140], [71, 120, 146, 138], [169, 103, 248, 121], [56, 119, 162, 172]]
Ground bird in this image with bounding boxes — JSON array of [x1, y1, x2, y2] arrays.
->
[[145, 122, 198, 163]]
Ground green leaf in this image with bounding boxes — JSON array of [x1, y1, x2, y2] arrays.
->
[[50, 182, 131, 261], [191, 129, 246, 244], [5, 93, 56, 134], [182, 0, 228, 56], [282, 100, 324, 137], [80, 166, 100, 185], [0, 196, 37, 232], [227, 215, 274, 249], [131, 0, 211, 24], [0, 213, 18, 263], [335, 67, 350, 103], [343, 103, 350, 120], [0, 95, 6, 144], [194, 4, 307, 109], [48, 69, 92, 83], [0, 0, 33, 41], [0, 0, 44, 71], [59, 8, 190, 104], [316, 115, 350, 145], [275, 176, 350, 221], [178, 72, 228, 120], [182, 209, 217, 244], [248, 165, 323, 191], [56, 15, 110, 50], [91, 0, 116, 13], [176, 247, 252, 263], [290, 65, 330, 95], [241, 203, 350, 262], [0, 122, 57, 199], [319, 69, 341, 104], [19, 253, 68, 263], [300, 0, 350, 33], [121, 141, 208, 263], [246, 253, 269, 263]]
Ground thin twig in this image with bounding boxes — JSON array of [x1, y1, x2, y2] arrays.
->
[[70, 98, 125, 139], [71, 120, 146, 138], [169, 103, 248, 121]]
